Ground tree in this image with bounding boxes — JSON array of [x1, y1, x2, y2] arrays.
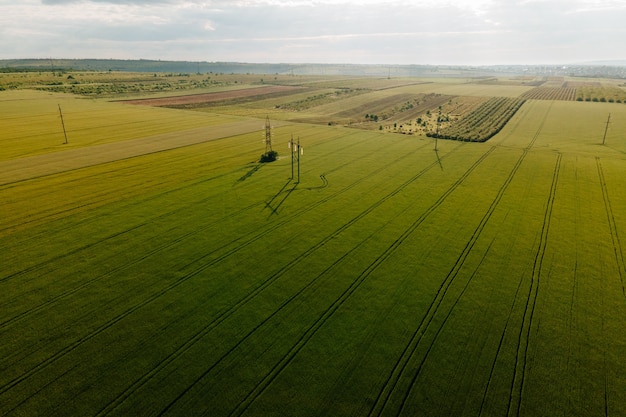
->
[[260, 150, 278, 163]]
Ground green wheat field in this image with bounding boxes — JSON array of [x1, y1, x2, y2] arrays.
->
[[1, 72, 625, 416]]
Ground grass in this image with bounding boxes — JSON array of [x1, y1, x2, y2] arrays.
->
[[1, 74, 626, 416]]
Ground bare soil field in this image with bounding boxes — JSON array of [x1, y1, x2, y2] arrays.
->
[[122, 85, 304, 107]]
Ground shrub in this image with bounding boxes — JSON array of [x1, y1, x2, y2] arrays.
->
[[260, 150, 278, 163]]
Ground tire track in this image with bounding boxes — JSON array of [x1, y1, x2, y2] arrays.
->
[[469, 101, 551, 416], [0, 165, 242, 282], [1, 135, 427, 328], [3, 126, 394, 252], [371, 104, 550, 417], [227, 146, 495, 417], [596, 157, 626, 297], [0, 140, 449, 399], [304, 174, 328, 190], [177, 140, 440, 273], [99, 143, 463, 416], [369, 145, 533, 417], [507, 152, 561, 417], [0, 203, 263, 330], [0, 137, 260, 234]]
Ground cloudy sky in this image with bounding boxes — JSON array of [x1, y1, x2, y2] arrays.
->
[[1, 0, 624, 65]]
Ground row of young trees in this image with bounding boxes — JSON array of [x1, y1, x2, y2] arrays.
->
[[521, 87, 577, 101], [426, 97, 526, 142]]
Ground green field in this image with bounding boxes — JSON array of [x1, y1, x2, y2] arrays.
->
[[1, 73, 626, 416]]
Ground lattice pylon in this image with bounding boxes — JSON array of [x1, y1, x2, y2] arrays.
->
[[264, 115, 273, 154]]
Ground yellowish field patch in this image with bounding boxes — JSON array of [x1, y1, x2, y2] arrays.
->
[[0, 90, 245, 160]]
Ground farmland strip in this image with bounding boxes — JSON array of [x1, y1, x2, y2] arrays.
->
[[230, 147, 496, 417], [507, 153, 562, 417], [596, 157, 626, 297]]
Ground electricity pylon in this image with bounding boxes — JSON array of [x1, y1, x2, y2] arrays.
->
[[264, 115, 273, 154]]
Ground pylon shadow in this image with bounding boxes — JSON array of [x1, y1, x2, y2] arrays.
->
[[264, 179, 298, 216], [435, 149, 444, 171], [236, 163, 263, 183]]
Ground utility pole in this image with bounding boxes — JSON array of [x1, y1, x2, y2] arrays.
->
[[297, 137, 302, 183], [288, 134, 295, 180], [434, 108, 441, 151], [288, 135, 303, 182], [602, 113, 611, 145], [58, 104, 68, 144]]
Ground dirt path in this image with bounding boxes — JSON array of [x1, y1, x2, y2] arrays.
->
[[0, 119, 285, 186]]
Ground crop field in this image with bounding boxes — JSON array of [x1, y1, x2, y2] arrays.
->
[[1, 73, 626, 417], [520, 87, 577, 101], [427, 97, 526, 142], [575, 86, 626, 103]]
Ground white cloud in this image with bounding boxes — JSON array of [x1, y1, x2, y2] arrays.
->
[[0, 0, 623, 64]]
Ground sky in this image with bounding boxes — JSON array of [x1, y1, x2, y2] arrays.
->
[[1, 0, 625, 66]]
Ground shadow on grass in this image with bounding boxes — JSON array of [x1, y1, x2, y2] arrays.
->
[[237, 163, 263, 183], [435, 149, 444, 171], [264, 179, 298, 216]]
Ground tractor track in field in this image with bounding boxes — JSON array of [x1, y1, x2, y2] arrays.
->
[[227, 146, 494, 417], [2, 128, 357, 284], [156, 219, 390, 417], [0, 127, 365, 243], [465, 101, 551, 416], [0, 135, 264, 235], [507, 152, 561, 417], [369, 144, 538, 417], [0, 131, 401, 330], [393, 157, 538, 415], [175, 140, 437, 273], [596, 157, 626, 297], [0, 202, 262, 331], [99, 141, 461, 416], [597, 158, 617, 416], [369, 103, 551, 417], [0, 139, 441, 400], [0, 159, 257, 284]]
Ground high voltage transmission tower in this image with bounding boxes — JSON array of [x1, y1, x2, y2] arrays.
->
[[264, 115, 273, 154], [260, 115, 278, 162]]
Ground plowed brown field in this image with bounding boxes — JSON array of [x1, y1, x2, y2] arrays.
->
[[122, 85, 304, 107]]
